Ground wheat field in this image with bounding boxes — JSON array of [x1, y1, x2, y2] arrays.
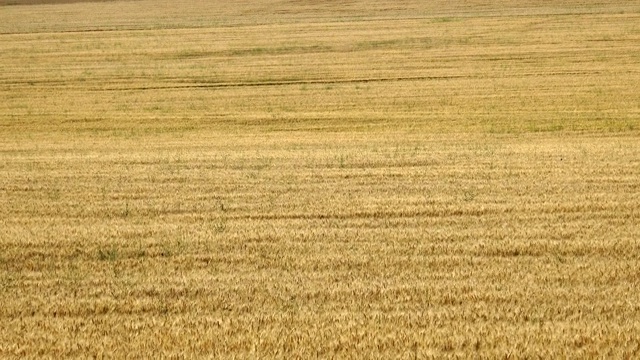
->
[[1, 0, 640, 357]]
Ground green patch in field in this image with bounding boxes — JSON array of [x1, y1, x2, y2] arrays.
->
[[98, 248, 118, 262], [228, 44, 332, 57], [354, 37, 433, 50], [432, 17, 458, 23]]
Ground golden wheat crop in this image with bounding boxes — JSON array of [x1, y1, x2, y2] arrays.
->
[[1, 0, 639, 358]]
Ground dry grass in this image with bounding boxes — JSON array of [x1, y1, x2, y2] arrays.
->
[[1, 0, 640, 357]]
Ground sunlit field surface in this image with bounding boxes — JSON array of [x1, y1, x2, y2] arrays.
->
[[1, 0, 639, 357]]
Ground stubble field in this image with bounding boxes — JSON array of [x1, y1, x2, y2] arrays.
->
[[1, 0, 639, 357]]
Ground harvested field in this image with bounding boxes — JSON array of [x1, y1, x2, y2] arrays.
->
[[1, 0, 639, 357]]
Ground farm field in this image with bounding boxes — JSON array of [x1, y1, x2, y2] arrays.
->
[[1, 0, 640, 357]]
